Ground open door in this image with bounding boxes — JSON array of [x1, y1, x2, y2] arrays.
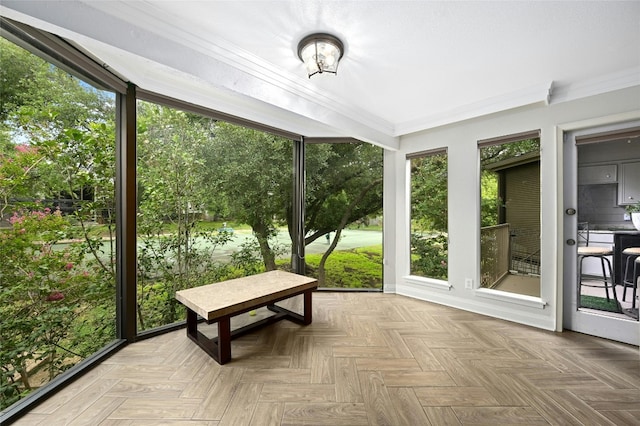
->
[[563, 124, 640, 346]]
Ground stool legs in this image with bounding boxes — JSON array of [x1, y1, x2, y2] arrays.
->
[[599, 256, 612, 300], [603, 256, 616, 301], [578, 254, 617, 306], [622, 253, 639, 304], [632, 259, 638, 310]]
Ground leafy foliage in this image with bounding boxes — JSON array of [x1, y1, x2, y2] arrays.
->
[[204, 121, 293, 271], [1, 38, 117, 409], [481, 171, 499, 226], [410, 152, 448, 279], [0, 209, 114, 406], [625, 202, 640, 213], [136, 103, 236, 329], [303, 246, 382, 289], [410, 153, 448, 233], [480, 139, 539, 166], [410, 233, 448, 280], [303, 143, 383, 244]]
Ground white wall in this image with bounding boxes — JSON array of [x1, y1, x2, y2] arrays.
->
[[383, 86, 640, 332]]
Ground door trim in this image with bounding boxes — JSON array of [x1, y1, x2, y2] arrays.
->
[[555, 111, 640, 333], [560, 116, 640, 345]]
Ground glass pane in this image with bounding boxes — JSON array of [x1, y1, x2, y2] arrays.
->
[[577, 136, 640, 321], [135, 103, 296, 331], [304, 142, 383, 289], [479, 137, 540, 296], [410, 151, 448, 280], [0, 38, 117, 409]]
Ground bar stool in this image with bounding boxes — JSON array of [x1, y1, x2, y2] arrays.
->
[[622, 247, 640, 309], [577, 223, 617, 305]]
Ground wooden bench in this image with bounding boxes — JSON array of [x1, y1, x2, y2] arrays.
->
[[175, 270, 317, 364]]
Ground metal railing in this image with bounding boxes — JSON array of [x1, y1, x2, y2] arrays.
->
[[481, 223, 541, 288], [480, 224, 511, 288], [509, 227, 541, 276]]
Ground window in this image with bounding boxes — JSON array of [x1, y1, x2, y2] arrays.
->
[[0, 37, 118, 408], [409, 150, 448, 280], [0, 18, 384, 421], [135, 101, 296, 331], [305, 142, 383, 289], [479, 132, 540, 296]]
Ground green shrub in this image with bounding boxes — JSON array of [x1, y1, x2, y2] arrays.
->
[[410, 233, 447, 280], [304, 245, 382, 289]]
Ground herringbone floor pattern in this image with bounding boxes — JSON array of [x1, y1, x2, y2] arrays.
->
[[15, 293, 640, 425]]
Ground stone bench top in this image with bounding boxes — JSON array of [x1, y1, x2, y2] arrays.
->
[[175, 270, 317, 322]]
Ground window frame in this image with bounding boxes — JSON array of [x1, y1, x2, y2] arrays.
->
[[405, 148, 450, 288]]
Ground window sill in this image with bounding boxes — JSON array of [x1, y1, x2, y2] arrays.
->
[[475, 288, 547, 309], [403, 275, 451, 291]]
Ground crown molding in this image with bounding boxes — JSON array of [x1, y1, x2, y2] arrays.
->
[[85, 1, 396, 138], [391, 67, 640, 137], [395, 82, 554, 136], [1, 1, 398, 149], [549, 67, 640, 105]]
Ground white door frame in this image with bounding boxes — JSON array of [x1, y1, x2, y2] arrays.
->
[[560, 118, 640, 346]]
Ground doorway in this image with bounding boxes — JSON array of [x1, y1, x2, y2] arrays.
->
[[563, 123, 640, 346]]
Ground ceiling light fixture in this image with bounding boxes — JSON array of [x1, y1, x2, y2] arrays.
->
[[297, 33, 344, 78]]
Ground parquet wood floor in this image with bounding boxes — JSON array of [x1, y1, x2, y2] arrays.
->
[[14, 293, 640, 425]]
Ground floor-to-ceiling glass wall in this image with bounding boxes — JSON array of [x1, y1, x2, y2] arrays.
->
[[135, 100, 297, 332], [0, 37, 118, 409], [304, 141, 383, 289]]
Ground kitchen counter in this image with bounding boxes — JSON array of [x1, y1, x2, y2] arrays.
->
[[579, 228, 640, 284], [613, 233, 640, 285]]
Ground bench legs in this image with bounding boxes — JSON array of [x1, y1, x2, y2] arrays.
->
[[186, 309, 232, 364], [185, 289, 313, 365]]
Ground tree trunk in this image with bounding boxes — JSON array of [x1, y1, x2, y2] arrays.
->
[[318, 178, 382, 286], [252, 221, 277, 271]]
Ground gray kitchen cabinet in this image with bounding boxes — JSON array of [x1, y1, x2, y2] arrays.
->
[[618, 161, 640, 205], [578, 164, 617, 185]]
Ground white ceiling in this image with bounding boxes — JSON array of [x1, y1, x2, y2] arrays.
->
[[2, 1, 639, 149]]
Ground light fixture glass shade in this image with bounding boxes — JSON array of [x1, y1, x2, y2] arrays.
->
[[297, 33, 344, 78]]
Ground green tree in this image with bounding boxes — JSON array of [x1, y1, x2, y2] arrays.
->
[[204, 122, 292, 271], [410, 152, 448, 279], [301, 142, 383, 284], [480, 139, 539, 167], [136, 102, 231, 328], [0, 37, 117, 409], [481, 171, 499, 226], [205, 132, 384, 285], [410, 153, 448, 233], [0, 38, 48, 122], [302, 143, 383, 245], [0, 38, 115, 221], [0, 208, 111, 407]]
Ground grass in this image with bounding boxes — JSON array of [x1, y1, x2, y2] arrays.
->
[[347, 224, 383, 232], [69, 220, 383, 238], [580, 295, 622, 313], [74, 220, 253, 237]]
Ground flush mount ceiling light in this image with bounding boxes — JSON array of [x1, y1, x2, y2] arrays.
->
[[297, 33, 344, 78]]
